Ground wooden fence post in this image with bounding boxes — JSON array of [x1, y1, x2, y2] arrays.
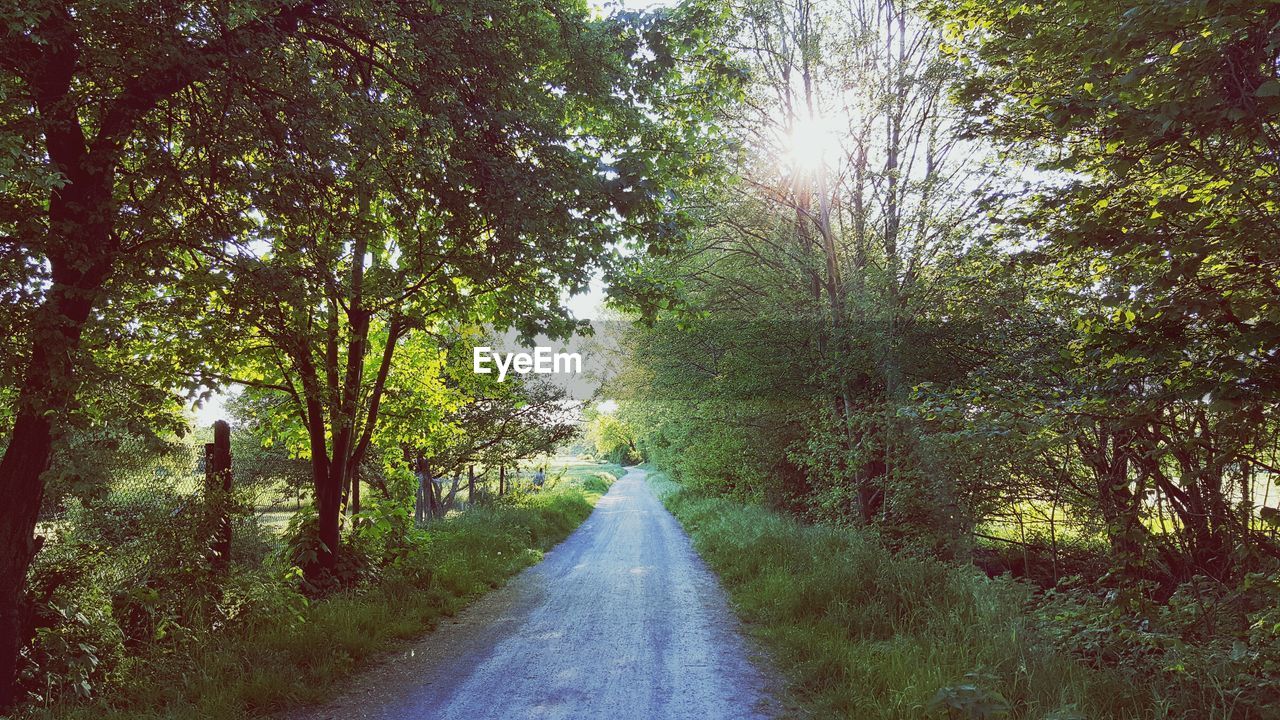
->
[[499, 466, 505, 497], [204, 420, 232, 573]]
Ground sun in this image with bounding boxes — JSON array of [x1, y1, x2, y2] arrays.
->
[[783, 112, 843, 173]]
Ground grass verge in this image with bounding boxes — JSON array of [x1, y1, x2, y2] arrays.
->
[[645, 469, 1145, 720], [28, 467, 619, 720]]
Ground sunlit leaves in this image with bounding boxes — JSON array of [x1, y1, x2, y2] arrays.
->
[[939, 0, 1280, 407]]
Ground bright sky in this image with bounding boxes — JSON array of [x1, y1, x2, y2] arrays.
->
[[193, 390, 231, 427], [565, 275, 606, 320]]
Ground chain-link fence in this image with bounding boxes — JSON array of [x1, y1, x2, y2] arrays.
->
[[29, 422, 314, 597], [34, 433, 212, 589]]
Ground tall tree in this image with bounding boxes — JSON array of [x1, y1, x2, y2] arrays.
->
[[0, 1, 336, 706], [207, 0, 734, 580], [613, 0, 994, 540], [0, 0, 735, 704]]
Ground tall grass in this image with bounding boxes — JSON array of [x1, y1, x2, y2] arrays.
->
[[646, 471, 1144, 720], [27, 473, 616, 720]]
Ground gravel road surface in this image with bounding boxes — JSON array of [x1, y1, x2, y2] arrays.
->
[[286, 467, 782, 720]]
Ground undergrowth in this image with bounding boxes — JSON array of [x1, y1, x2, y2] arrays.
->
[[645, 470, 1143, 720], [20, 469, 617, 720]]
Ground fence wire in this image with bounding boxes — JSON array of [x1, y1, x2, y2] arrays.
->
[[34, 434, 211, 587]]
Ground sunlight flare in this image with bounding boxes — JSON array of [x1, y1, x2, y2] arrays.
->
[[782, 111, 844, 173]]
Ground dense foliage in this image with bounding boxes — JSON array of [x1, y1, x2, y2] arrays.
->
[[24, 470, 617, 718], [4, 0, 1279, 717], [608, 1, 1280, 717]]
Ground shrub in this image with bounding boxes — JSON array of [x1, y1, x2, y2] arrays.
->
[[1031, 572, 1280, 718], [278, 506, 373, 595]]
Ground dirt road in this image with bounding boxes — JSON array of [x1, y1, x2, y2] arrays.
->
[[288, 467, 782, 720]]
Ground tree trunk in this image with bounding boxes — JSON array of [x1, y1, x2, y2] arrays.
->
[[350, 468, 360, 516], [298, 354, 338, 578], [308, 206, 372, 581], [315, 470, 342, 575], [426, 461, 439, 518], [0, 189, 114, 710], [410, 450, 425, 524], [0, 1, 322, 702], [0, 408, 54, 711], [1078, 428, 1146, 578]]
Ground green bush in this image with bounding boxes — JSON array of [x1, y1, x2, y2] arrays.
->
[[578, 474, 612, 495], [1030, 573, 1280, 719], [278, 505, 373, 595]]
